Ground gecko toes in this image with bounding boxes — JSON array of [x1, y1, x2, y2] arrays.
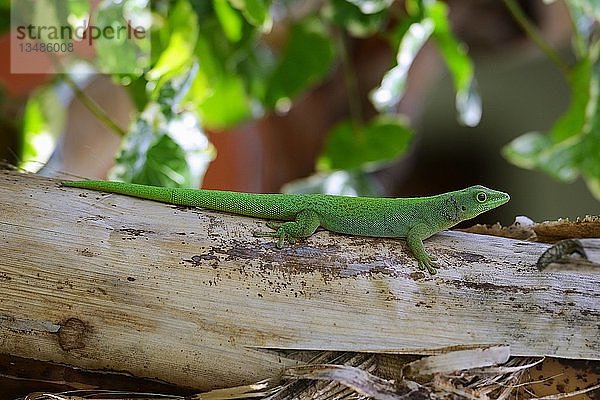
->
[[417, 257, 438, 275]]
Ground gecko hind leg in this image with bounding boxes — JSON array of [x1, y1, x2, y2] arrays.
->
[[266, 221, 284, 230], [253, 210, 321, 248]]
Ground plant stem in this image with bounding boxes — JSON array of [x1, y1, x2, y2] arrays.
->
[[503, 0, 570, 76], [62, 73, 128, 137]]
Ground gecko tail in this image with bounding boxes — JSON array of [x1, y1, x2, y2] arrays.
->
[[61, 180, 175, 203]]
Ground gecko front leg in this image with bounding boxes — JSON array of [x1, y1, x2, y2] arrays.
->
[[407, 223, 438, 274]]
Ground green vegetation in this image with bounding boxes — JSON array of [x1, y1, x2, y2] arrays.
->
[[502, 0, 600, 200], [6, 0, 600, 199]]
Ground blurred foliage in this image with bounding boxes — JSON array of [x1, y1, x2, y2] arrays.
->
[[6, 0, 600, 199], [502, 0, 600, 200], [10, 0, 477, 191], [20, 86, 66, 173], [317, 116, 412, 171], [109, 63, 216, 188], [0, 0, 10, 32]]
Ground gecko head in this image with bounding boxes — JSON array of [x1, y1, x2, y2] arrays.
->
[[455, 185, 510, 221]]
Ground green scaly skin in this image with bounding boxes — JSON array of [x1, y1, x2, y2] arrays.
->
[[61, 180, 510, 274]]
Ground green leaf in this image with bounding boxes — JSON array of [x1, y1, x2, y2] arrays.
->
[[580, 0, 600, 20], [550, 59, 592, 142], [237, 42, 275, 103], [20, 87, 65, 172], [110, 105, 215, 187], [92, 0, 151, 76], [503, 58, 600, 199], [214, 0, 243, 42], [282, 170, 381, 197], [94, 0, 151, 75], [155, 62, 199, 114], [502, 131, 552, 170], [147, 0, 198, 81], [345, 0, 393, 14], [404, 0, 423, 18], [454, 79, 481, 127], [194, 19, 223, 81], [185, 7, 268, 129], [264, 17, 335, 110], [125, 75, 152, 112], [67, 0, 89, 20], [426, 0, 479, 126], [579, 64, 600, 198], [111, 119, 187, 186], [34, 0, 67, 40], [195, 73, 253, 129], [228, 0, 272, 30], [503, 133, 580, 183], [565, 0, 600, 57], [0, 3, 9, 33], [373, 0, 477, 121], [370, 18, 434, 112], [111, 67, 215, 188], [324, 0, 387, 37], [538, 140, 580, 182], [580, 132, 600, 199], [317, 116, 413, 171]]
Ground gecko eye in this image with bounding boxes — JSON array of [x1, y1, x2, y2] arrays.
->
[[477, 192, 487, 203]]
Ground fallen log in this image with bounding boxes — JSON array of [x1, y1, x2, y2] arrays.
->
[[0, 170, 598, 390]]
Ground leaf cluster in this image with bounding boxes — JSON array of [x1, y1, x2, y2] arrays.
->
[[503, 0, 600, 200], [13, 0, 476, 190], [9, 0, 600, 200]]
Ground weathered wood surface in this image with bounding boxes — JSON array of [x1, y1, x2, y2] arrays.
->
[[0, 170, 598, 390]]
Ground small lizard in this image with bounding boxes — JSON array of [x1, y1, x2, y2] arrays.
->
[[62, 180, 509, 274]]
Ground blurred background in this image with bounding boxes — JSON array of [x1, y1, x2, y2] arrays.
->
[[0, 0, 599, 227]]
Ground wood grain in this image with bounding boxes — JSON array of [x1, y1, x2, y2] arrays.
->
[[0, 170, 598, 390]]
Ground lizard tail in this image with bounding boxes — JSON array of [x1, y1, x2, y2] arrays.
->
[[61, 180, 175, 203], [62, 180, 300, 220]]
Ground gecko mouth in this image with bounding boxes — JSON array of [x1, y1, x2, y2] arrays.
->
[[490, 192, 510, 207]]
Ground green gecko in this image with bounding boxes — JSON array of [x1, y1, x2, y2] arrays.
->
[[61, 180, 509, 274]]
